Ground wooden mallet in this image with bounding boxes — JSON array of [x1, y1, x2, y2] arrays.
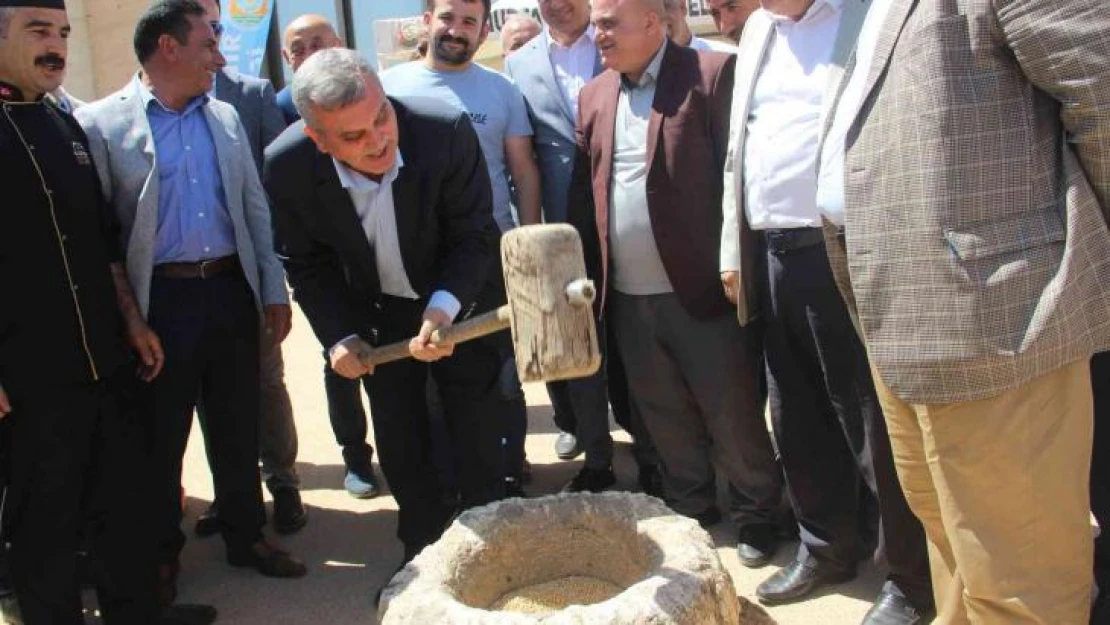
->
[[359, 224, 601, 382]]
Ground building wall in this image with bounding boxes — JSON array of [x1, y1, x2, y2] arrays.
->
[[66, 0, 148, 101]]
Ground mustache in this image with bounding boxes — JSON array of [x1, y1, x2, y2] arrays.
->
[[437, 35, 470, 47], [35, 54, 65, 71]]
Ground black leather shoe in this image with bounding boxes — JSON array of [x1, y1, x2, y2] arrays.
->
[[638, 464, 664, 498], [159, 603, 218, 625], [505, 477, 528, 498], [561, 466, 616, 493], [554, 431, 582, 460], [736, 523, 779, 568], [157, 561, 180, 607], [194, 503, 221, 538], [272, 488, 308, 535], [756, 559, 855, 605], [228, 541, 308, 578], [861, 592, 934, 625]]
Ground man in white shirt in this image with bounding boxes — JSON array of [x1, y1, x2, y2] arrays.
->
[[720, 0, 932, 621], [264, 48, 511, 577], [504, 0, 659, 494]]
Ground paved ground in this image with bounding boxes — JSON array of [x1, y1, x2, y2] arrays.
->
[[174, 305, 882, 624]]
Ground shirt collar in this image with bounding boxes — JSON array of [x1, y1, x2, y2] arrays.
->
[[623, 39, 668, 90], [332, 150, 405, 194], [137, 75, 208, 115], [545, 24, 595, 52], [768, 0, 843, 25]]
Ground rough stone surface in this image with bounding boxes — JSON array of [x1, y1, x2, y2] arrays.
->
[[378, 492, 747, 624]]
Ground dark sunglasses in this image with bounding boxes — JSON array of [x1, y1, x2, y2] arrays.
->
[[210, 21, 225, 37]]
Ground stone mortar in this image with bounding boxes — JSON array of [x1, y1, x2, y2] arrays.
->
[[378, 492, 748, 624]]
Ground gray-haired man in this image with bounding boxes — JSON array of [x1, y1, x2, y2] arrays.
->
[[263, 48, 511, 571]]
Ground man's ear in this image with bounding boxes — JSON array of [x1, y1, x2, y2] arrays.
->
[[303, 124, 329, 154], [158, 33, 179, 61]]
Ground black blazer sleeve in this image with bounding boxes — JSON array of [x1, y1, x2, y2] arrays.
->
[[431, 113, 499, 311], [263, 137, 362, 350]]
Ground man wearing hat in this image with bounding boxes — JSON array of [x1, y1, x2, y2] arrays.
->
[[0, 0, 214, 623]]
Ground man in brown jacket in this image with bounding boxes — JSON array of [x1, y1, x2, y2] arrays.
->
[[569, 0, 784, 562]]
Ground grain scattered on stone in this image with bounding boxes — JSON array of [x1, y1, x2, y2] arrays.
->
[[491, 576, 624, 614]]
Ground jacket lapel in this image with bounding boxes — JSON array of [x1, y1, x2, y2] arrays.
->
[[532, 39, 578, 131], [593, 71, 620, 248], [390, 152, 420, 282], [313, 151, 380, 295], [817, 0, 871, 143], [729, 15, 774, 228], [202, 104, 235, 211], [850, 0, 917, 130]]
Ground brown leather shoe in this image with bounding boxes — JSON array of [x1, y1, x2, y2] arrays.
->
[[227, 540, 307, 578]]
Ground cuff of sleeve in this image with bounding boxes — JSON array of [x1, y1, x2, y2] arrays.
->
[[328, 334, 360, 359], [426, 290, 462, 321]]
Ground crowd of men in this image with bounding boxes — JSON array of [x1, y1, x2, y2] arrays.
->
[[0, 0, 1107, 623]]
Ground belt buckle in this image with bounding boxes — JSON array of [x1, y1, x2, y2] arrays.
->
[[198, 258, 217, 279]]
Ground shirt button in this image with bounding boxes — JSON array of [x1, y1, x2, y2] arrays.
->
[[191, 178, 198, 184], [204, 246, 211, 253], [185, 146, 191, 151], [198, 212, 205, 217], [71, 284, 79, 292]]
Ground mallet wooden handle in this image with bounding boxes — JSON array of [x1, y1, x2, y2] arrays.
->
[[360, 305, 512, 367]]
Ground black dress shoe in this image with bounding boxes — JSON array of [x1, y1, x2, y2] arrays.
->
[[228, 542, 308, 578], [756, 559, 855, 605], [159, 603, 218, 625], [194, 503, 222, 538], [504, 477, 528, 499], [561, 466, 616, 493], [861, 592, 934, 625], [637, 464, 664, 498], [157, 561, 180, 607], [272, 487, 308, 535], [736, 523, 779, 568]]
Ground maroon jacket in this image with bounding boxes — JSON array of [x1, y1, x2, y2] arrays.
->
[[568, 42, 737, 319]]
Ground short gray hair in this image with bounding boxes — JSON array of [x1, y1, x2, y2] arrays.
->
[[292, 48, 377, 129]]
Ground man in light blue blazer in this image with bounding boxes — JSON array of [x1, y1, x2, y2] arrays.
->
[[503, 0, 658, 495], [76, 0, 306, 602]]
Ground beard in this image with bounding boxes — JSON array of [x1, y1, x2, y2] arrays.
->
[[432, 34, 475, 66]]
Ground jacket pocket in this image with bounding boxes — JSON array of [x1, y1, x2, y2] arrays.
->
[[944, 209, 1064, 261]]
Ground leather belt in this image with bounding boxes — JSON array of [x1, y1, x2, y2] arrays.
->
[[153, 255, 240, 279], [760, 228, 828, 253]]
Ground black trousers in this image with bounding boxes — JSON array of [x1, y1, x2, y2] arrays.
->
[[145, 272, 265, 564], [2, 371, 160, 625], [323, 362, 375, 472], [760, 232, 932, 608], [361, 296, 507, 552], [1092, 351, 1110, 587]]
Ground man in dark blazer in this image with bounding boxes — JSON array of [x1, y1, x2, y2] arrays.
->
[[570, 0, 783, 561], [263, 48, 509, 564]]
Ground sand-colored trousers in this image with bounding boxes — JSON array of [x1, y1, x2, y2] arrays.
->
[[873, 359, 1094, 624]]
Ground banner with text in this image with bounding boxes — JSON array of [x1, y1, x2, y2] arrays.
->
[[221, 0, 275, 77]]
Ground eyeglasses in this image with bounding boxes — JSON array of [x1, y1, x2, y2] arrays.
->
[[210, 21, 225, 37]]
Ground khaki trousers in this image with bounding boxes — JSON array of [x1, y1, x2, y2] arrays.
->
[[873, 359, 1093, 624]]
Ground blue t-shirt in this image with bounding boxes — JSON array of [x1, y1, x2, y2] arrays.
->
[[381, 62, 533, 231]]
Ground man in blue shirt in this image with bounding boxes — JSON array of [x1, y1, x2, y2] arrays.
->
[[77, 0, 307, 604]]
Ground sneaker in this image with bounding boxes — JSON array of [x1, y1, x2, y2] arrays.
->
[[554, 431, 582, 460], [344, 468, 381, 499], [561, 466, 616, 493]]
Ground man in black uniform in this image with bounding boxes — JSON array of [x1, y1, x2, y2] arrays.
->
[[0, 1, 213, 623]]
